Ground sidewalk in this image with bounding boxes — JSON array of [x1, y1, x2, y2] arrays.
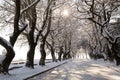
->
[[0, 60, 68, 80]]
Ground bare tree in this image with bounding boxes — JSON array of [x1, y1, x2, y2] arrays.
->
[[23, 0, 40, 68], [0, 0, 27, 74], [39, 0, 54, 66]]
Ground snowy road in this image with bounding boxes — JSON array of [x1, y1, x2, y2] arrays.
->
[[29, 59, 120, 80]]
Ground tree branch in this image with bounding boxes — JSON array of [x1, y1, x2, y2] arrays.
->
[[20, 0, 40, 15]]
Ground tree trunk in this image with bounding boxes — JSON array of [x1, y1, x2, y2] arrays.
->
[[25, 30, 36, 68], [67, 51, 72, 59], [39, 6, 52, 65], [46, 41, 57, 62], [113, 44, 120, 66], [114, 54, 120, 66], [63, 53, 67, 60], [58, 52, 62, 61], [1, 49, 15, 74], [39, 39, 46, 66], [0, 0, 27, 74], [25, 5, 37, 68], [0, 37, 15, 74], [51, 48, 57, 62], [58, 47, 63, 61], [25, 44, 36, 68]]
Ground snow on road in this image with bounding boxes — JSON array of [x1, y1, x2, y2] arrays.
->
[[29, 59, 120, 80]]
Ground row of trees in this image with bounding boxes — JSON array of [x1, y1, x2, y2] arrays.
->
[[2, 0, 120, 75], [76, 0, 120, 65], [0, 0, 79, 74]]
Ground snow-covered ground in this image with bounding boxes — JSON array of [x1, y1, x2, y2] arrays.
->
[[29, 59, 120, 80], [0, 59, 68, 80], [1, 59, 120, 80]]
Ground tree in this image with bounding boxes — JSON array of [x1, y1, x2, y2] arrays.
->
[[39, 0, 54, 66], [24, 0, 40, 68], [0, 0, 27, 74], [0, 0, 43, 73], [77, 0, 120, 65]]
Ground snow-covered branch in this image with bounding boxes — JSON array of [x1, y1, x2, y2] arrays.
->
[[20, 0, 41, 15], [88, 17, 104, 27]]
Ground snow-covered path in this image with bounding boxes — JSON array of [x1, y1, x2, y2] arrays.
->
[[29, 59, 120, 80]]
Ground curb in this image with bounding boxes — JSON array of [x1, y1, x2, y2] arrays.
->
[[24, 61, 68, 80]]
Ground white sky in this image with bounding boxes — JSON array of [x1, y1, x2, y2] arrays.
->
[[0, 0, 3, 3]]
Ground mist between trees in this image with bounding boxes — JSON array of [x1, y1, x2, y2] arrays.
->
[[0, 0, 120, 74]]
